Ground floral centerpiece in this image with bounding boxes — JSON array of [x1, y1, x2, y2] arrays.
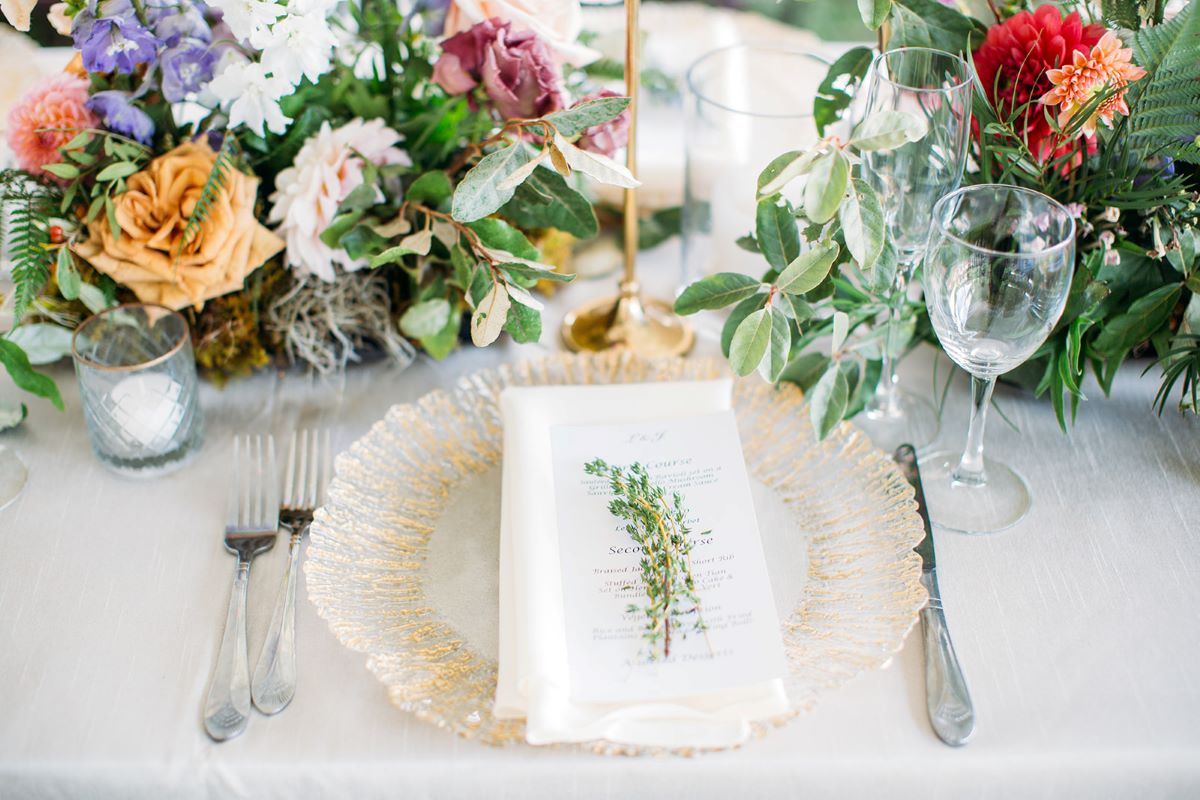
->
[[0, 0, 633, 414], [676, 0, 1200, 434]]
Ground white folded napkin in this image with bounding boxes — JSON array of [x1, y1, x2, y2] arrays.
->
[[495, 380, 788, 748]]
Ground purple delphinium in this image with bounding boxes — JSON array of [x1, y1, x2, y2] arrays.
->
[[160, 39, 216, 102], [87, 91, 156, 144], [74, 0, 161, 75], [149, 0, 211, 47]]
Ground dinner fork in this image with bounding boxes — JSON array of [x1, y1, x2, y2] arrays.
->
[[203, 435, 278, 742], [251, 429, 331, 714]]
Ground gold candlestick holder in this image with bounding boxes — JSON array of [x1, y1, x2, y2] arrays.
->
[[561, 0, 694, 357]]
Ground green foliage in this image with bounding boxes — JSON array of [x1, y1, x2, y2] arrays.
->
[[1127, 0, 1200, 164], [584, 458, 709, 661], [813, 47, 873, 136], [178, 135, 238, 257], [0, 339, 63, 410], [0, 174, 58, 324]]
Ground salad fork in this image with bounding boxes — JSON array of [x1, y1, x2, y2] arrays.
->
[[251, 429, 331, 714], [203, 434, 278, 742]]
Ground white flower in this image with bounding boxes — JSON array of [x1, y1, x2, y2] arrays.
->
[[258, 12, 338, 85], [208, 0, 286, 44], [444, 0, 599, 66], [47, 2, 72, 35], [268, 119, 412, 282], [208, 60, 293, 136]]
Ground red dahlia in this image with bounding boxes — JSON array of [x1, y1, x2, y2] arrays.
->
[[973, 4, 1105, 162]]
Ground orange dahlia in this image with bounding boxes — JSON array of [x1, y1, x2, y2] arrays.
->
[[6, 72, 97, 178], [973, 4, 1104, 161], [1041, 31, 1147, 137]]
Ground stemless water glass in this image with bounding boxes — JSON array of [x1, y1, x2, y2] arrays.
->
[[921, 185, 1076, 534], [854, 47, 974, 451], [72, 304, 204, 476]]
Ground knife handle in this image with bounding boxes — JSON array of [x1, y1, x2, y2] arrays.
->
[[919, 593, 975, 746]]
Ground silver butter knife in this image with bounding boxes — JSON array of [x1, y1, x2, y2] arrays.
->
[[894, 444, 975, 747]]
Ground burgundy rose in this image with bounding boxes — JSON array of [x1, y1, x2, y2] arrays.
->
[[573, 90, 630, 158], [433, 17, 564, 120]]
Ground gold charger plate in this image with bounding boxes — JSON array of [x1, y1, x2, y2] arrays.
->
[[306, 352, 926, 753]]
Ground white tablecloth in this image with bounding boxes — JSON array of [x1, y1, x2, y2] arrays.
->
[[1, 235, 1198, 799]]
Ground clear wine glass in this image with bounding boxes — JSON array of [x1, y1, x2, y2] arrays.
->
[[921, 184, 1076, 534], [854, 46, 974, 452]]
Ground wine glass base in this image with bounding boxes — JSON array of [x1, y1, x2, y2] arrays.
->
[[919, 451, 1031, 535], [855, 390, 941, 453], [0, 445, 28, 511]]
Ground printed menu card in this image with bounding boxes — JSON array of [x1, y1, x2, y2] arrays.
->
[[549, 410, 787, 704]]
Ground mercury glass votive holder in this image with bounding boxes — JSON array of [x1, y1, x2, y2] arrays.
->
[[71, 304, 204, 477]]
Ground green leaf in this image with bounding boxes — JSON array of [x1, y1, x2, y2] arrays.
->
[[77, 283, 112, 314], [0, 339, 63, 410], [368, 245, 419, 268], [736, 234, 760, 254], [757, 149, 823, 197], [452, 142, 535, 222], [888, 0, 985, 52], [758, 306, 792, 383], [809, 363, 849, 440], [418, 306, 461, 360], [776, 242, 840, 295], [104, 195, 120, 241], [675, 272, 763, 314], [499, 261, 573, 284], [1093, 284, 1182, 357], [756, 198, 801, 271], [95, 161, 138, 182], [814, 46, 873, 136], [63, 132, 91, 151], [41, 162, 79, 180], [319, 210, 365, 248], [858, 0, 891, 29], [406, 171, 453, 207], [780, 351, 831, 391], [467, 218, 539, 260], [637, 206, 682, 251], [721, 293, 769, 357], [339, 225, 387, 261], [499, 166, 599, 239], [803, 150, 848, 224], [729, 308, 774, 376], [849, 110, 927, 150], [503, 298, 542, 343], [542, 96, 630, 138], [0, 401, 27, 432], [55, 247, 81, 300], [838, 178, 884, 270], [831, 311, 850, 353], [399, 298, 451, 338]]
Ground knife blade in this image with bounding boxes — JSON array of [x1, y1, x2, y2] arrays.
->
[[894, 444, 975, 747]]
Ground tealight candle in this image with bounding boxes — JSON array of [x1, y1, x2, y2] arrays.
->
[[107, 372, 185, 453]]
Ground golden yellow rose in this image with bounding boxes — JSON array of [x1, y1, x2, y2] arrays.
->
[[75, 141, 283, 310]]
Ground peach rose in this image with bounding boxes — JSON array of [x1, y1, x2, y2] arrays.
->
[[444, 0, 599, 66], [75, 141, 283, 310]]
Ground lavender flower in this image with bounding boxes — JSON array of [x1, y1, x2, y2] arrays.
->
[[161, 39, 216, 102], [74, 0, 161, 75], [87, 90, 156, 144]]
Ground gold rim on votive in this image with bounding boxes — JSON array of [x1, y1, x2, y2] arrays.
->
[[70, 302, 190, 373]]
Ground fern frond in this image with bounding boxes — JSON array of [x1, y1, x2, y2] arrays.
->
[[0, 172, 59, 324], [176, 135, 238, 259], [1127, 0, 1200, 161]]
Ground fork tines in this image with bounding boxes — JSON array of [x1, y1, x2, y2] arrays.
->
[[283, 429, 332, 512], [226, 434, 279, 533]]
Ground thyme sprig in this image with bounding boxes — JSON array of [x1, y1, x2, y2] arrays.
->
[[584, 458, 709, 661]]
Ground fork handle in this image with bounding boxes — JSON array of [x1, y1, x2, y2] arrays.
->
[[252, 529, 303, 714], [203, 555, 252, 741]]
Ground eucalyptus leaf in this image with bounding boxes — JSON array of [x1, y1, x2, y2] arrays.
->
[[758, 149, 824, 197], [500, 166, 598, 239], [405, 171, 453, 207], [399, 298, 451, 338], [6, 323, 74, 365], [470, 282, 511, 346], [368, 245, 419, 268], [780, 351, 830, 391], [674, 272, 763, 314], [729, 308, 773, 376], [758, 306, 792, 383], [499, 261, 573, 283], [543, 96, 630, 138], [838, 178, 885, 269], [803, 150, 848, 224], [809, 363, 849, 440], [849, 110, 928, 150], [755, 198, 801, 272], [776, 242, 840, 295], [721, 294, 769, 357], [503, 299, 542, 343], [452, 142, 534, 222]]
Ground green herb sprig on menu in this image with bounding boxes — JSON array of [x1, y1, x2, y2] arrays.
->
[[584, 458, 709, 661]]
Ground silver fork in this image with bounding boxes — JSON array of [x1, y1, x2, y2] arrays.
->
[[204, 435, 278, 742], [251, 429, 331, 714]]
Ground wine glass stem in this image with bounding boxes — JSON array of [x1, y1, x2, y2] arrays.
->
[[871, 261, 915, 417], [953, 375, 996, 487]]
